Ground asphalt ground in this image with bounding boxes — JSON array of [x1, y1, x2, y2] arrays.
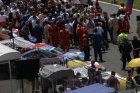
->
[[74, 0, 140, 77]]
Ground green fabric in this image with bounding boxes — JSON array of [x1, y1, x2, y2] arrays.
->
[[119, 33, 128, 44]]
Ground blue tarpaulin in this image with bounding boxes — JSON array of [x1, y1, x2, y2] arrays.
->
[[66, 83, 115, 93]]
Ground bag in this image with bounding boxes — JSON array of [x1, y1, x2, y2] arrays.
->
[[28, 34, 37, 42], [132, 49, 136, 57]]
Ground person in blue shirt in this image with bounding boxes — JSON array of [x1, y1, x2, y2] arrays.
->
[[93, 28, 104, 62], [34, 20, 43, 43]]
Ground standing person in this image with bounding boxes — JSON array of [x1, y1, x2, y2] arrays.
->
[[83, 38, 90, 61], [21, 22, 30, 41], [59, 25, 70, 52], [86, 17, 95, 45], [77, 23, 84, 51], [48, 21, 59, 47], [0, 12, 7, 28], [117, 19, 126, 35], [93, 28, 104, 62], [136, 15, 140, 39], [126, 70, 134, 89], [88, 59, 96, 85], [44, 21, 50, 44], [109, 13, 119, 44], [106, 71, 120, 92], [117, 29, 128, 45], [72, 18, 79, 48], [131, 36, 140, 58], [65, 19, 73, 47], [119, 38, 132, 70], [34, 20, 43, 43]]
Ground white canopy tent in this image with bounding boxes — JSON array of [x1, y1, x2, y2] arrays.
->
[[0, 43, 21, 62], [0, 43, 21, 93]]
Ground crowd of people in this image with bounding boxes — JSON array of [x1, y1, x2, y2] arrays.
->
[[1, 0, 140, 93]]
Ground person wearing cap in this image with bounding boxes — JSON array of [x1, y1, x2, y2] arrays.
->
[[59, 25, 70, 52], [119, 38, 132, 70]]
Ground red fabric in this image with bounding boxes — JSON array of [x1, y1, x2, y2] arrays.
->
[[126, 0, 134, 15], [133, 49, 136, 57], [77, 26, 84, 51], [124, 15, 130, 33], [117, 22, 126, 35], [48, 25, 59, 47], [59, 29, 70, 52], [0, 22, 6, 28]]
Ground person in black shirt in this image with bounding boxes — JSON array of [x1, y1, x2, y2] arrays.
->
[[119, 38, 132, 70], [83, 38, 90, 61], [131, 36, 140, 58]]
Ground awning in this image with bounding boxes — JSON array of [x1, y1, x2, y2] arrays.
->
[[66, 83, 115, 93], [0, 43, 21, 62]]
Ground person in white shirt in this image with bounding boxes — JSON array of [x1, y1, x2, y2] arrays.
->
[[65, 19, 73, 46], [0, 0, 3, 7], [28, 12, 39, 28], [0, 12, 7, 28], [95, 22, 104, 36]]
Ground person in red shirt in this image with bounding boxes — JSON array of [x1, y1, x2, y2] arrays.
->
[[59, 25, 70, 52], [77, 23, 84, 51], [117, 19, 126, 35], [48, 21, 59, 47], [124, 14, 130, 34]]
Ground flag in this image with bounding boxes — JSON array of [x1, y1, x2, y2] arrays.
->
[[96, 0, 98, 3], [126, 0, 134, 15]]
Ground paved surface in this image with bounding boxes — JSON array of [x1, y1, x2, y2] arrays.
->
[[75, 0, 140, 77], [94, 1, 139, 77]]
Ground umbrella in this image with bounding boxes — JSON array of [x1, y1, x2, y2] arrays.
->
[[39, 65, 74, 79], [126, 58, 140, 68], [65, 60, 86, 68]]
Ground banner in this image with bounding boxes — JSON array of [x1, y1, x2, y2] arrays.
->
[[126, 0, 134, 15]]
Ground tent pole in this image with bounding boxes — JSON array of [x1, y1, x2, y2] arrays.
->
[[51, 79, 54, 93], [9, 60, 13, 93]]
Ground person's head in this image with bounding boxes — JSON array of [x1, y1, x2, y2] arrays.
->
[[88, 17, 92, 20], [63, 83, 67, 89], [111, 71, 116, 76], [83, 38, 87, 43], [128, 70, 132, 76], [121, 29, 125, 33], [76, 72, 81, 78], [133, 36, 138, 40], [91, 59, 95, 65], [1, 12, 4, 15], [58, 86, 64, 93], [50, 21, 54, 25], [121, 3, 125, 7]]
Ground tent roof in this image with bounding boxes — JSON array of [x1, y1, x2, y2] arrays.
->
[[66, 83, 115, 93], [0, 43, 21, 62], [39, 65, 74, 79]]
